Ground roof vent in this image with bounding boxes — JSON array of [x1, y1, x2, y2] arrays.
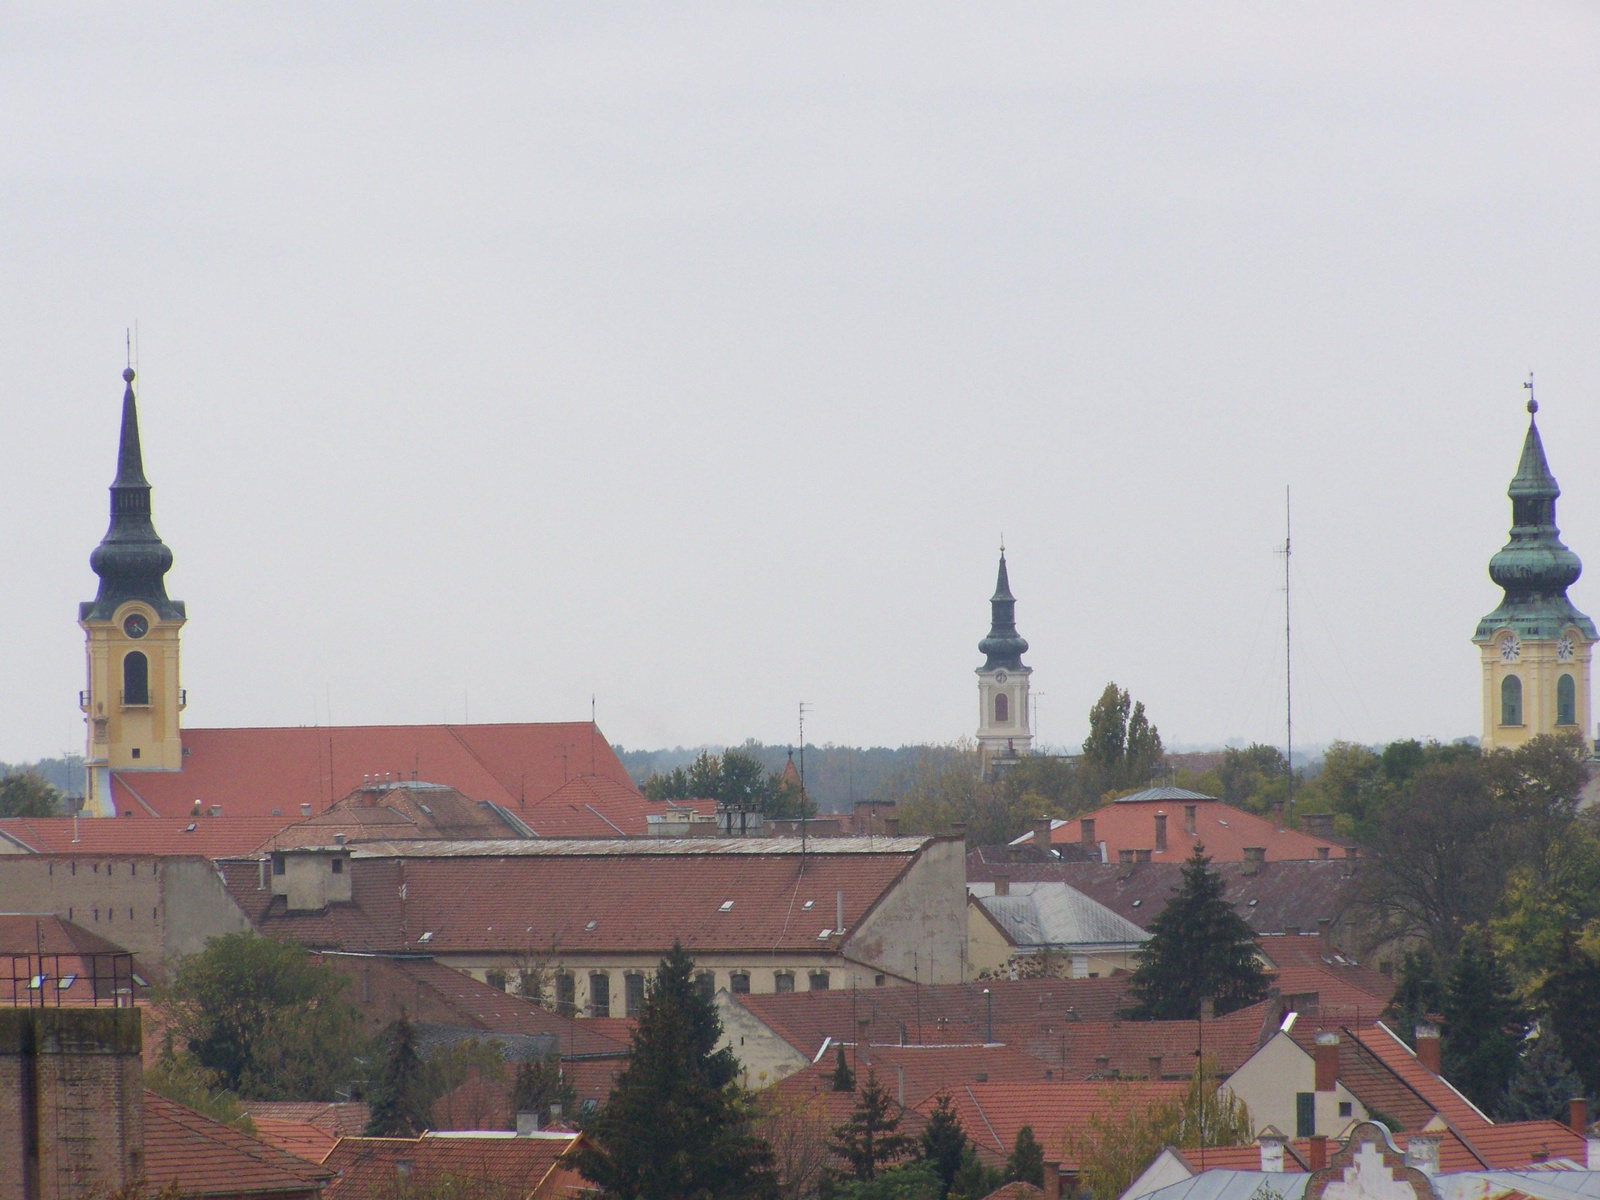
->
[[719, 901, 734, 912], [300, 803, 312, 817], [586, 920, 598, 930], [334, 833, 345, 846], [818, 928, 833, 940]]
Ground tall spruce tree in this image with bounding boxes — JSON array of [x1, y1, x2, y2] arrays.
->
[[364, 1014, 430, 1135], [1441, 935, 1526, 1112], [1497, 1027, 1584, 1122], [1127, 844, 1268, 1019], [1539, 950, 1600, 1098], [1005, 1126, 1045, 1185], [830, 1069, 917, 1181], [832, 1045, 857, 1092], [565, 942, 777, 1200], [919, 1092, 969, 1196], [1385, 948, 1446, 1047]]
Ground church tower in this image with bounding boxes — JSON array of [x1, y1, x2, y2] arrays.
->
[[976, 550, 1032, 768], [1472, 392, 1593, 751], [79, 368, 187, 816]]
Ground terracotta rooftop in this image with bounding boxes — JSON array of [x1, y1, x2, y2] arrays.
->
[[322, 1131, 585, 1198], [1020, 797, 1350, 863], [1176, 1120, 1591, 1176], [142, 1091, 334, 1197], [1036, 998, 1281, 1080], [1350, 1023, 1492, 1131], [0, 913, 152, 1006], [241, 1101, 370, 1139], [220, 839, 933, 956], [244, 1117, 339, 1165], [520, 774, 680, 838], [257, 784, 522, 851], [919, 1080, 1184, 1169], [0, 816, 290, 857], [981, 1184, 1048, 1200], [106, 721, 633, 821], [774, 1042, 1060, 1110]]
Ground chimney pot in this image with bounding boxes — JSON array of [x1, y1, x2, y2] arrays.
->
[[1569, 1096, 1587, 1135], [516, 1111, 538, 1136], [1148, 1054, 1162, 1079], [1034, 818, 1053, 853], [1314, 1031, 1340, 1091], [1135, 848, 1152, 863], [1271, 798, 1286, 827], [1304, 812, 1335, 839], [1243, 846, 1266, 875], [1258, 1129, 1287, 1173], [1199, 997, 1215, 1022], [1118, 848, 1135, 865], [994, 874, 1010, 897], [1414, 1023, 1441, 1074], [1308, 1135, 1327, 1170], [1154, 813, 1168, 852], [1042, 1161, 1061, 1200], [1081, 818, 1096, 846]]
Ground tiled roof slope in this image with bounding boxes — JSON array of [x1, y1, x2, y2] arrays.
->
[[774, 1043, 1058, 1110], [1259, 934, 1394, 1010], [258, 784, 521, 850], [1042, 999, 1280, 1080], [1021, 799, 1347, 863], [1187, 1123, 1590, 1175], [1352, 1023, 1493, 1130], [521, 774, 673, 837], [732, 977, 1136, 1061], [921, 1080, 1183, 1167], [244, 1117, 338, 1165], [142, 1091, 333, 1197], [220, 840, 928, 955], [0, 913, 154, 1006], [109, 721, 632, 820], [323, 1132, 583, 1198], [239, 1102, 370, 1138], [0, 816, 289, 857], [0, 912, 133, 956]]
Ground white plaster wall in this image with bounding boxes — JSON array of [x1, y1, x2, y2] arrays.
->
[[846, 838, 968, 985]]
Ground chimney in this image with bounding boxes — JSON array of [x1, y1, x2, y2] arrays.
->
[[1081, 818, 1096, 847], [1406, 1132, 1441, 1176], [1271, 798, 1286, 827], [1154, 813, 1168, 852], [1042, 1161, 1061, 1200], [1135, 848, 1152, 863], [1258, 1127, 1287, 1173], [994, 875, 1011, 897], [1118, 848, 1135, 865], [1034, 819, 1054, 852], [883, 817, 899, 836], [1094, 1054, 1110, 1073], [837, 890, 845, 936], [1304, 813, 1334, 839], [209, 804, 222, 818], [952, 822, 969, 841], [1308, 1135, 1327, 1170], [300, 802, 312, 817], [516, 1111, 539, 1136], [1314, 1031, 1339, 1091], [1148, 1055, 1162, 1080], [1243, 846, 1266, 875], [1569, 1096, 1587, 1135], [1414, 1023, 1441, 1074], [1199, 997, 1214, 1022], [1184, 805, 1197, 835]]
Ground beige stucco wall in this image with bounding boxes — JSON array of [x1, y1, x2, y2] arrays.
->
[[966, 903, 1013, 978], [1221, 1031, 1366, 1138], [1479, 630, 1593, 752], [844, 837, 967, 985], [715, 989, 813, 1089]]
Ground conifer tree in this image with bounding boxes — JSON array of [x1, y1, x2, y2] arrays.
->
[[364, 1013, 430, 1135], [565, 942, 777, 1200], [1496, 1027, 1584, 1122], [1441, 935, 1526, 1112], [830, 1069, 916, 1181], [832, 1045, 857, 1092], [919, 1093, 968, 1195], [1386, 948, 1446, 1046], [1126, 845, 1268, 1019], [1540, 950, 1600, 1098], [1005, 1126, 1045, 1186]]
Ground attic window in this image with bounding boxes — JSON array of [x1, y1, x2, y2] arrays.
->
[[58, 974, 78, 989], [817, 928, 833, 940], [1248, 899, 1259, 906], [719, 901, 734, 913], [1131, 900, 1142, 907], [418, 931, 433, 943], [586, 920, 598, 930], [184, 823, 196, 833], [420, 804, 434, 815], [802, 900, 815, 911]]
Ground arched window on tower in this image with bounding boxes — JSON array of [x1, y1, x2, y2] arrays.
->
[[994, 692, 1009, 724], [1500, 674, 1522, 727], [1557, 673, 1577, 726], [123, 651, 149, 706]]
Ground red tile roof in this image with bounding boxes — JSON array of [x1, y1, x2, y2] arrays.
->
[[1034, 1000, 1279, 1080], [0, 816, 289, 857], [981, 1184, 1047, 1200], [142, 1091, 334, 1197], [919, 1080, 1184, 1168], [241, 1102, 371, 1139], [221, 840, 931, 956], [1035, 799, 1346, 862], [1259, 934, 1394, 1007], [1349, 1023, 1492, 1130], [1197, 1122, 1593, 1175], [245, 1117, 339, 1165], [257, 785, 521, 851], [108, 722, 633, 821], [322, 1132, 585, 1198], [519, 775, 673, 838], [0, 914, 153, 1006], [774, 1043, 1059, 1110]]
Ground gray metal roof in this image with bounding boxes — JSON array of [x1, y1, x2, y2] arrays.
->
[[1139, 1170, 1309, 1200], [1436, 1171, 1600, 1200], [970, 881, 1151, 948], [1114, 787, 1220, 803]]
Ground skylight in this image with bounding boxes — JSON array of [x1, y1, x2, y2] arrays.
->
[[817, 928, 833, 940], [719, 901, 734, 912], [802, 900, 815, 911], [586, 920, 598, 930], [418, 931, 433, 943], [58, 974, 77, 989]]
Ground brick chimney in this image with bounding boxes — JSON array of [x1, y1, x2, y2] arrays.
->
[[1042, 1161, 1061, 1200], [1314, 1031, 1339, 1091], [1271, 798, 1286, 828], [1154, 813, 1168, 852], [1135, 848, 1152, 863], [994, 875, 1011, 897], [1081, 818, 1096, 848], [1148, 1055, 1162, 1080], [1304, 813, 1335, 839], [1243, 846, 1266, 875], [1308, 1135, 1327, 1170], [1118, 848, 1135, 865], [1034, 819, 1053, 853], [1199, 996, 1215, 1022], [1569, 1097, 1586, 1135], [1414, 1023, 1441, 1074]]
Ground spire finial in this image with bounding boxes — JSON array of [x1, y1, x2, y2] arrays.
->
[[999, 533, 1005, 556], [1524, 371, 1537, 415]]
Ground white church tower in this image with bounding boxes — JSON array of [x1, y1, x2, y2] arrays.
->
[[976, 550, 1032, 771]]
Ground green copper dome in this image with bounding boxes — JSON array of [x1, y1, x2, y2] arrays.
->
[[1474, 400, 1594, 643], [978, 553, 1029, 671]]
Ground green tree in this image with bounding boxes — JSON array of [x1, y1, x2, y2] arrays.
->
[[1083, 685, 1131, 774], [1004, 1126, 1044, 1185], [366, 1013, 431, 1135], [1441, 936, 1527, 1112], [644, 749, 813, 819], [144, 1034, 257, 1134], [1215, 745, 1289, 816], [566, 942, 777, 1200], [510, 1052, 578, 1126], [160, 933, 363, 1100], [946, 1149, 1003, 1200], [918, 1093, 967, 1196], [832, 1046, 856, 1093], [1496, 1027, 1584, 1122], [1124, 703, 1165, 789], [1538, 949, 1600, 1098], [0, 770, 61, 817], [1385, 948, 1446, 1048], [1126, 845, 1268, 1019], [831, 1162, 943, 1200], [830, 1070, 916, 1181]]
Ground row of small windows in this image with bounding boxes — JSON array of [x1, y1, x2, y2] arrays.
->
[[486, 968, 835, 1017], [1499, 673, 1578, 727]]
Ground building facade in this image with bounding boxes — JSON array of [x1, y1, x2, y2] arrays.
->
[[976, 551, 1033, 770], [1473, 395, 1594, 751]]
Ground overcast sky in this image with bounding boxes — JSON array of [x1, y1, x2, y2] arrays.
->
[[4, 4, 1599, 764]]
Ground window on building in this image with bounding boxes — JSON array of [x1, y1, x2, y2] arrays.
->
[[1338, 1101, 1353, 1118], [994, 692, 1009, 723], [774, 972, 795, 993], [555, 973, 576, 1017], [589, 973, 611, 1018], [1295, 1092, 1315, 1138], [1501, 674, 1523, 726], [272, 853, 285, 876], [123, 651, 150, 706], [331, 857, 343, 874], [808, 972, 830, 991], [1558, 673, 1577, 726], [485, 969, 507, 992], [625, 973, 646, 1018], [695, 973, 715, 1001], [730, 972, 751, 994], [519, 970, 543, 1005]]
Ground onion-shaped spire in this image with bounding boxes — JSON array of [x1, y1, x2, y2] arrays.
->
[[80, 368, 185, 622], [978, 551, 1029, 670]]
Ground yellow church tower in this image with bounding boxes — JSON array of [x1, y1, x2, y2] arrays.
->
[[1472, 390, 1593, 752], [79, 368, 187, 816]]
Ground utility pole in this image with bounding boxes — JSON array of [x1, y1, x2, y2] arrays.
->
[[1284, 487, 1294, 821], [798, 702, 811, 857]]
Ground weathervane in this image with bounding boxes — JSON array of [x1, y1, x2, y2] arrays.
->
[[1525, 371, 1538, 415]]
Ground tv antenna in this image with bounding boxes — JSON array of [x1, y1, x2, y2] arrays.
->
[[1277, 487, 1294, 819], [798, 702, 812, 856]]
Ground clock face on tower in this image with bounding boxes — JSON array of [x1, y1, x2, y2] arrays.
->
[[1557, 635, 1575, 663], [995, 672, 1008, 684], [123, 613, 149, 639], [1500, 634, 1521, 663]]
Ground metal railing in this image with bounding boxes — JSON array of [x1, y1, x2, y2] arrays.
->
[[4, 952, 142, 1008]]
